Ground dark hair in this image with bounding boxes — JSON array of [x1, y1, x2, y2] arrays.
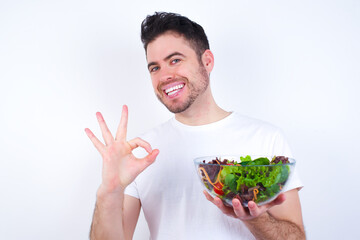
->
[[141, 12, 210, 60]]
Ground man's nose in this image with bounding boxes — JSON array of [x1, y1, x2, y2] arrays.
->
[[159, 66, 175, 82]]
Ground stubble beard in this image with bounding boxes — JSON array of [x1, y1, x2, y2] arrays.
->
[[156, 65, 209, 114]]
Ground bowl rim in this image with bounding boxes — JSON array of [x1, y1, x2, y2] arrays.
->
[[193, 155, 296, 167]]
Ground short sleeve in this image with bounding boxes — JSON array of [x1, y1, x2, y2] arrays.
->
[[124, 180, 140, 199], [272, 130, 303, 192], [282, 168, 303, 192], [271, 130, 293, 157]]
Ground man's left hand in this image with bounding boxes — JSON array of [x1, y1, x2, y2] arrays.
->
[[203, 190, 286, 221]]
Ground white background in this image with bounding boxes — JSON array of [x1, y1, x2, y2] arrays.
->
[[1, 0, 359, 239]]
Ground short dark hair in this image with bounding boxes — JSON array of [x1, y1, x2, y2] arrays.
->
[[141, 12, 210, 60]]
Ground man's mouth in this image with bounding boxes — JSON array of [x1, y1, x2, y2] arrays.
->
[[164, 83, 185, 96]]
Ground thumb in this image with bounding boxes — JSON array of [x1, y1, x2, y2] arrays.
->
[[266, 193, 287, 209], [139, 149, 159, 170], [272, 193, 286, 206]]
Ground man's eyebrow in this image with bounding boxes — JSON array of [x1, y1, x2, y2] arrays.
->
[[147, 52, 185, 70], [147, 61, 157, 70], [164, 52, 185, 61]]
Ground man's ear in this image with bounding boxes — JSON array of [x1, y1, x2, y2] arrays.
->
[[201, 49, 214, 74]]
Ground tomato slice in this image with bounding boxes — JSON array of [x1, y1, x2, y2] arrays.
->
[[213, 182, 224, 195]]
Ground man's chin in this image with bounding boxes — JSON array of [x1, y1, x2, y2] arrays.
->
[[156, 94, 193, 114], [165, 104, 189, 114], [162, 100, 192, 114]]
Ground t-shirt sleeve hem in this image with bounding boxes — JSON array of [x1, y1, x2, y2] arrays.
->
[[124, 183, 140, 199], [282, 168, 303, 192]]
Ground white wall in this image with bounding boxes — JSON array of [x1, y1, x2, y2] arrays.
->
[[1, 0, 359, 239]]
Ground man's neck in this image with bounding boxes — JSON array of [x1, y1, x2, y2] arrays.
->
[[174, 88, 231, 126]]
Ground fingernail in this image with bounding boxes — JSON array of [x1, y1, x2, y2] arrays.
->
[[233, 201, 239, 207], [96, 112, 103, 120], [84, 128, 93, 137]]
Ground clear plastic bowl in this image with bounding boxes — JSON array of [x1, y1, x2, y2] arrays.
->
[[194, 155, 296, 207]]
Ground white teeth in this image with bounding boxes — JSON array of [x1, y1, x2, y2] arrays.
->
[[165, 84, 184, 94], [167, 91, 177, 96]]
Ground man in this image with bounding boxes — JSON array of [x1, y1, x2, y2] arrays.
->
[[85, 12, 305, 240]]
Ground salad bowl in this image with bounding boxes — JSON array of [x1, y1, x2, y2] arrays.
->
[[194, 155, 295, 207]]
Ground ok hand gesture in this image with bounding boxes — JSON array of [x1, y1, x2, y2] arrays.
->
[[85, 105, 159, 194]]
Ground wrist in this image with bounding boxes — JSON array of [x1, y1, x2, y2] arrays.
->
[[244, 210, 271, 226], [97, 183, 125, 200]]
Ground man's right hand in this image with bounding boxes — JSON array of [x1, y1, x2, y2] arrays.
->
[[85, 105, 159, 194]]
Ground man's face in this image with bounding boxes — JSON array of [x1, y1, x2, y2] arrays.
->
[[146, 32, 210, 113]]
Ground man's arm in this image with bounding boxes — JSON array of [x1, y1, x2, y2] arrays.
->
[[123, 195, 142, 240], [85, 105, 159, 240], [89, 190, 141, 240], [204, 189, 305, 239], [243, 189, 305, 240]]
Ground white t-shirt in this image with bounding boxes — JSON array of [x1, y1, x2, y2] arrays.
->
[[125, 112, 302, 240]]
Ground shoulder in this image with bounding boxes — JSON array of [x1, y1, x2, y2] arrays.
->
[[229, 112, 293, 156], [230, 112, 283, 135]]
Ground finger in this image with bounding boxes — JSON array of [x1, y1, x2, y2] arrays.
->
[[248, 194, 286, 217], [85, 128, 105, 153], [213, 197, 235, 216], [232, 198, 249, 217], [137, 149, 159, 171], [203, 190, 214, 201], [273, 193, 286, 205], [96, 112, 114, 145], [264, 193, 286, 209], [128, 137, 153, 153], [115, 105, 128, 141], [247, 201, 261, 217], [203, 191, 234, 216], [141, 149, 159, 163], [203, 191, 222, 207]]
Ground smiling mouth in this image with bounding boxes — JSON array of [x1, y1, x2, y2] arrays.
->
[[164, 83, 185, 96]]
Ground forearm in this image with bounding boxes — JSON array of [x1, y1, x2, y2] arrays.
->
[[90, 187, 126, 240], [244, 212, 305, 240]]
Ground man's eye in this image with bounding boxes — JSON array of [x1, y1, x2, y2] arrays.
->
[[150, 66, 159, 72], [171, 59, 180, 64]]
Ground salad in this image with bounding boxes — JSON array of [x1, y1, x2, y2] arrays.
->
[[198, 155, 292, 206]]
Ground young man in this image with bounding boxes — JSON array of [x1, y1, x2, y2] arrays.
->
[[85, 12, 305, 240]]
